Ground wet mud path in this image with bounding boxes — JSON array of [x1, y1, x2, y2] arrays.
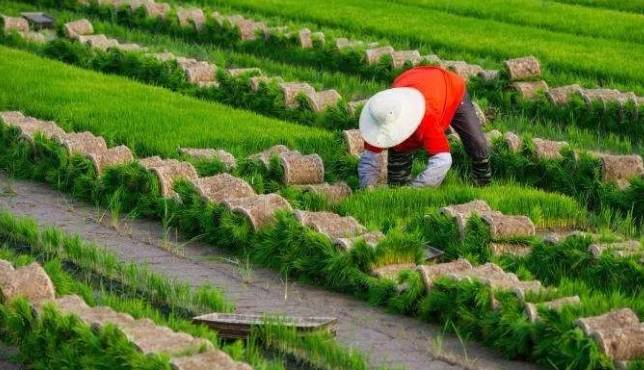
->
[[0, 173, 543, 370]]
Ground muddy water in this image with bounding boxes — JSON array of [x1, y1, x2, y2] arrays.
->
[[0, 173, 544, 370]]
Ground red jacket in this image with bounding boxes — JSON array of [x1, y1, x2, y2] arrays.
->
[[364, 66, 466, 155]]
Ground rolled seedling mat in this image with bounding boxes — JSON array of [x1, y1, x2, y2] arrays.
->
[[306, 89, 342, 113], [250, 144, 290, 166], [392, 50, 421, 69], [488, 278, 542, 300], [145, 160, 199, 198], [2, 15, 29, 33], [546, 84, 582, 105], [446, 262, 509, 283], [176, 8, 206, 31], [443, 200, 493, 239], [171, 349, 247, 370], [343, 129, 365, 157], [47, 294, 89, 313], [542, 230, 587, 245], [371, 263, 416, 280], [575, 308, 640, 336], [311, 32, 325, 45], [11, 118, 65, 143], [144, 2, 171, 19], [591, 325, 644, 361], [180, 149, 214, 164], [0, 111, 24, 123], [126, 327, 210, 355], [511, 80, 549, 99], [298, 28, 313, 48], [97, 0, 123, 6], [211, 11, 227, 26], [484, 129, 502, 145], [227, 15, 260, 41], [279, 82, 316, 109], [223, 194, 292, 231], [186, 62, 216, 83], [127, 0, 147, 11], [295, 182, 352, 204], [417, 259, 473, 290], [191, 173, 256, 204], [294, 210, 367, 239], [63, 19, 94, 39], [480, 211, 536, 239], [347, 99, 368, 116], [588, 240, 643, 259], [0, 261, 56, 303], [87, 145, 134, 174], [227, 68, 262, 77], [365, 46, 395, 65], [139, 156, 165, 168], [504, 132, 522, 152], [335, 230, 385, 251], [524, 296, 581, 322], [489, 242, 531, 257], [578, 89, 636, 108], [448, 62, 484, 81], [76, 306, 137, 330], [421, 54, 441, 64], [153, 52, 176, 62], [279, 152, 325, 185], [335, 38, 363, 50], [115, 43, 145, 52], [593, 153, 644, 184], [18, 31, 45, 44], [472, 102, 488, 124], [250, 76, 283, 91], [504, 56, 541, 81], [440, 200, 492, 218], [55, 132, 108, 156], [532, 138, 569, 160], [78, 34, 119, 51], [478, 69, 500, 82]]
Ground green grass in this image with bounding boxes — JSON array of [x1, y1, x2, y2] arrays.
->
[[0, 2, 386, 101], [0, 45, 339, 161], [194, 0, 644, 91], [379, 0, 644, 44], [537, 0, 644, 14], [339, 180, 586, 231]]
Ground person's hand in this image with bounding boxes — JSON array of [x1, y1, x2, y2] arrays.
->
[[411, 152, 452, 187], [358, 150, 383, 188]]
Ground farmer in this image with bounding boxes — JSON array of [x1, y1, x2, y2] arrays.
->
[[358, 66, 491, 188]]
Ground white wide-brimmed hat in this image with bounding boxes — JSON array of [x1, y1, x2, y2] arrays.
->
[[359, 87, 425, 148]]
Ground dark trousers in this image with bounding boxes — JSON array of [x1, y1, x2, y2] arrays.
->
[[388, 92, 491, 185]]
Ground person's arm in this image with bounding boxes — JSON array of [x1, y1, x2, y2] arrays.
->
[[358, 150, 383, 188], [411, 152, 452, 187], [413, 128, 452, 187]]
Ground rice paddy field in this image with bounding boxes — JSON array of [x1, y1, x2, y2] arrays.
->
[[0, 0, 644, 369]]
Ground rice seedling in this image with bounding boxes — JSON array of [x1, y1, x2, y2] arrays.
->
[[2, 4, 644, 367], [170, 0, 644, 91], [380, 0, 644, 44]]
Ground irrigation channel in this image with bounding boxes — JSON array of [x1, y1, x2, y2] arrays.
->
[[0, 172, 543, 370]]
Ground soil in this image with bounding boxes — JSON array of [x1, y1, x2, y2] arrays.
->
[[0, 172, 544, 370]]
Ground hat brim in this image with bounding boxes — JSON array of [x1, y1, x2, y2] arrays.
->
[[359, 87, 426, 149]]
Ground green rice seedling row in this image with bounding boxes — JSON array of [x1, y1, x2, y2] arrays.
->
[[2, 2, 644, 369], [179, 0, 644, 89], [1, 56, 644, 370], [21, 0, 644, 146]]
